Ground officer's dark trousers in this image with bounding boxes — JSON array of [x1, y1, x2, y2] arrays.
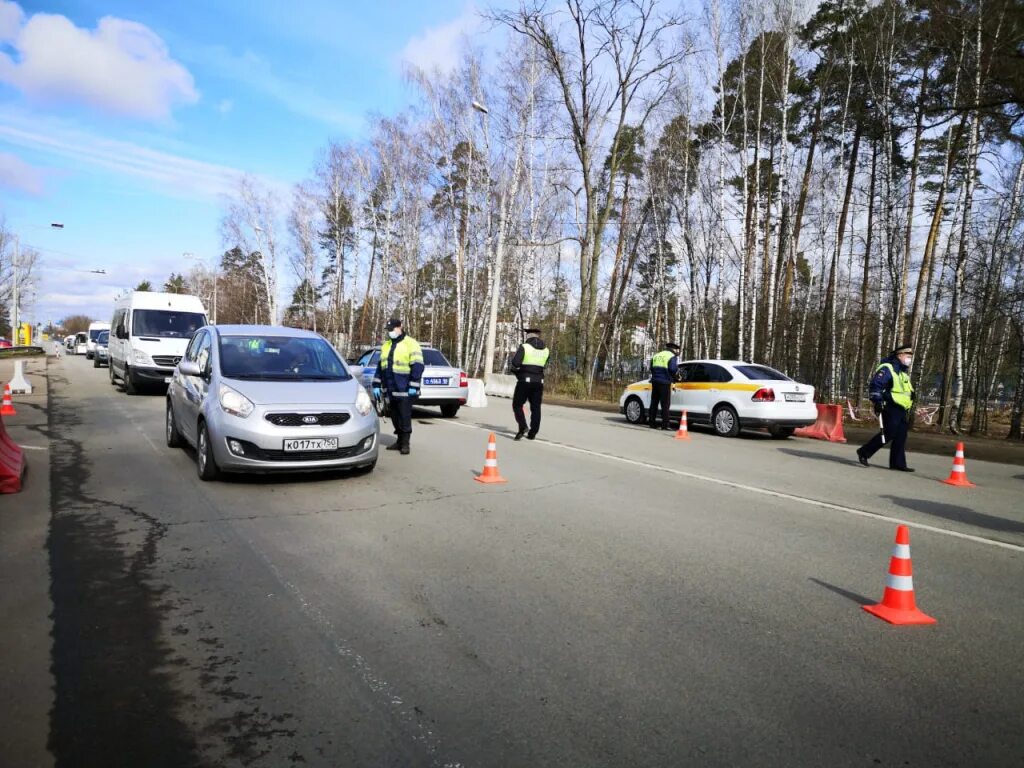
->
[[649, 381, 672, 428], [513, 381, 543, 435], [859, 405, 909, 468], [389, 394, 413, 441]]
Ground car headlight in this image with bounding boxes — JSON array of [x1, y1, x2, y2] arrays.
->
[[133, 349, 152, 365], [355, 387, 373, 417], [218, 384, 254, 418]]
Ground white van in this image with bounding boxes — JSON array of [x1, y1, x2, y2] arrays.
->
[[109, 292, 207, 394], [85, 321, 110, 359]]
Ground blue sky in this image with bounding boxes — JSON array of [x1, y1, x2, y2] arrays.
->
[[0, 0, 486, 325]]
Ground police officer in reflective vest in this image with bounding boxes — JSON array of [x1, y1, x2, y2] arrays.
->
[[857, 345, 916, 471], [510, 327, 550, 441], [649, 342, 680, 430], [372, 318, 424, 455]]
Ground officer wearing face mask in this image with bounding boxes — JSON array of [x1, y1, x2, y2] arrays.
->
[[856, 344, 917, 471], [372, 318, 424, 455]]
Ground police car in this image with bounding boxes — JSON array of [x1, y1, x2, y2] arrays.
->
[[618, 359, 817, 438], [353, 345, 468, 418]]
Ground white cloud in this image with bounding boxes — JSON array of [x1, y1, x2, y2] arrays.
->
[[216, 99, 233, 115], [0, 2, 198, 120], [0, 113, 287, 200], [0, 0, 23, 41], [399, 11, 479, 75], [0, 150, 45, 194]]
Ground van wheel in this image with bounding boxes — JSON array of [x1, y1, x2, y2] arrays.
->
[[109, 363, 118, 386], [124, 365, 138, 395], [712, 405, 741, 437], [624, 396, 645, 425], [440, 403, 460, 418], [196, 422, 220, 481]]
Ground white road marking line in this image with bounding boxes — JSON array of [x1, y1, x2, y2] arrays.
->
[[440, 420, 1024, 554], [20, 445, 48, 451]]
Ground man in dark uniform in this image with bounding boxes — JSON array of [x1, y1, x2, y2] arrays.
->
[[857, 345, 916, 471], [372, 318, 424, 455], [509, 327, 550, 441], [648, 342, 680, 430]]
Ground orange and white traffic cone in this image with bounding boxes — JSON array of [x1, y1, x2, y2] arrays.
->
[[0, 384, 15, 416], [863, 525, 936, 626], [474, 432, 507, 484], [674, 410, 691, 441], [941, 442, 975, 487]]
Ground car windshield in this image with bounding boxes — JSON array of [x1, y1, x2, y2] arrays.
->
[[133, 309, 206, 338], [88, 328, 106, 341], [422, 348, 451, 367], [97, 331, 109, 344], [734, 364, 792, 382], [218, 335, 351, 381]]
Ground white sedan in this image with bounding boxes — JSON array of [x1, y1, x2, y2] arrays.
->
[[618, 359, 818, 438]]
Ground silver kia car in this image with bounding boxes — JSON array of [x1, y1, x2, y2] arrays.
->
[[166, 325, 379, 480]]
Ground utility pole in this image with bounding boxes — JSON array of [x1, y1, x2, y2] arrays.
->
[[473, 100, 503, 385]]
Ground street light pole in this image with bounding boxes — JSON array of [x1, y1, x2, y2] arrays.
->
[[473, 100, 506, 386], [11, 233, 19, 344]]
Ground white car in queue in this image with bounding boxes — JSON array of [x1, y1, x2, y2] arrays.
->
[[618, 359, 817, 438], [166, 325, 379, 480]]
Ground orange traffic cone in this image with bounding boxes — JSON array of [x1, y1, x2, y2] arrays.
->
[[674, 410, 691, 441], [863, 525, 936, 626], [0, 384, 15, 416], [474, 432, 508, 484], [942, 442, 975, 487]]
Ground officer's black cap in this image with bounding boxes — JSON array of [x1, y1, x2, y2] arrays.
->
[[664, 342, 681, 352], [386, 318, 403, 331], [892, 344, 913, 356], [522, 327, 541, 335]]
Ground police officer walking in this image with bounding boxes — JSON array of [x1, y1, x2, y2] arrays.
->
[[857, 345, 916, 471], [648, 342, 680, 430], [372, 318, 424, 455], [510, 327, 550, 441]]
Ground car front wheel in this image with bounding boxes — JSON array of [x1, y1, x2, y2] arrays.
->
[[166, 400, 183, 448], [196, 422, 220, 481], [712, 405, 741, 437], [624, 396, 645, 425]]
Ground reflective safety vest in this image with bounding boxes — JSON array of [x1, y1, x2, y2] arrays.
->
[[651, 350, 674, 370], [877, 362, 914, 410], [380, 336, 424, 376], [521, 345, 550, 368]]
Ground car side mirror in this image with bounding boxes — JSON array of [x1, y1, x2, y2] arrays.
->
[[116, 327, 127, 339], [349, 364, 364, 379], [178, 360, 202, 377]]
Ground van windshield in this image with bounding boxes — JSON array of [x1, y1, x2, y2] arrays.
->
[[88, 328, 107, 341], [132, 310, 206, 338]]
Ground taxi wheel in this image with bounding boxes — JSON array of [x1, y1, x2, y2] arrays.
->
[[712, 405, 741, 437], [196, 422, 220, 481], [624, 396, 645, 425]]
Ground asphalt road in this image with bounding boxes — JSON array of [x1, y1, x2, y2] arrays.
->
[[33, 355, 1024, 766]]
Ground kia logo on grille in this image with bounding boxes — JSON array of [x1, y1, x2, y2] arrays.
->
[[302, 415, 319, 424]]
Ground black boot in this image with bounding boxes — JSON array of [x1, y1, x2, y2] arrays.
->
[[400, 434, 410, 455], [386, 437, 402, 451], [514, 429, 526, 441]]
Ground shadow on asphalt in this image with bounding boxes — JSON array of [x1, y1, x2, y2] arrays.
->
[[779, 447, 861, 467], [808, 578, 874, 606], [881, 495, 1024, 535]]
